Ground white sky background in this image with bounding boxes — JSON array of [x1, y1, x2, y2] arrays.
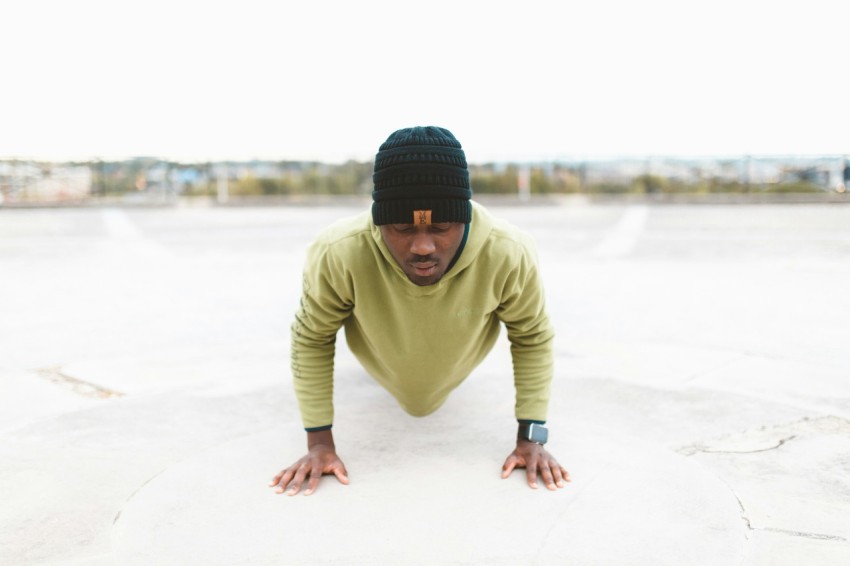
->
[[1, 0, 847, 163]]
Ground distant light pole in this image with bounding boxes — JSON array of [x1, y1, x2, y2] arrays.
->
[[518, 165, 531, 202], [216, 164, 229, 204], [833, 155, 846, 192]]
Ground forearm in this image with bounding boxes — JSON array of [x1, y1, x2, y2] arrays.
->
[[511, 339, 554, 421], [292, 340, 336, 429], [506, 289, 553, 417], [291, 308, 339, 428]]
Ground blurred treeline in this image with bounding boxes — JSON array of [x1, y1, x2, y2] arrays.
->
[[85, 158, 836, 198]]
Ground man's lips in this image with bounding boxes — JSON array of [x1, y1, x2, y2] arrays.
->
[[410, 261, 437, 275]]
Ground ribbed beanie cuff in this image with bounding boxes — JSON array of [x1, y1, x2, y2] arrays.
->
[[372, 198, 471, 225], [372, 126, 472, 225]]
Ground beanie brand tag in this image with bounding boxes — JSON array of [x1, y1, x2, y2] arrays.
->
[[414, 210, 432, 225]]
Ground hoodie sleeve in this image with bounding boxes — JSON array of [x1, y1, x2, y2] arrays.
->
[[291, 239, 353, 429], [495, 236, 555, 422]]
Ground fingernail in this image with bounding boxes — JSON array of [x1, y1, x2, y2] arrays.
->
[[304, 490, 313, 496], [531, 483, 538, 489]]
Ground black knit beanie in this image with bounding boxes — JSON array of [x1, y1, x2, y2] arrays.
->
[[372, 126, 472, 225]]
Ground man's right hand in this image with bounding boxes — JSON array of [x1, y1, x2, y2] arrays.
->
[[269, 429, 349, 496]]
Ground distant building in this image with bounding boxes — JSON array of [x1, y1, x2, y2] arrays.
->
[[0, 162, 91, 202]]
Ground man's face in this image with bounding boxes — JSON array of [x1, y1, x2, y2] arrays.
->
[[379, 222, 465, 286]]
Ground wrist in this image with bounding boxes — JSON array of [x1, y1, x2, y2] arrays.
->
[[307, 429, 335, 451]]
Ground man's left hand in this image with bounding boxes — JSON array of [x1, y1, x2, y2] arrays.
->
[[501, 440, 571, 490]]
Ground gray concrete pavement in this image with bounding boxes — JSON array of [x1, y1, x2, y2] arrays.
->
[[1, 199, 849, 565]]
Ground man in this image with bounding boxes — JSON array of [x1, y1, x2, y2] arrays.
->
[[269, 126, 569, 496]]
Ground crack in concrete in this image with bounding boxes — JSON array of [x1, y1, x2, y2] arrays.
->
[[761, 528, 847, 542], [37, 366, 124, 399], [704, 473, 753, 566], [715, 472, 846, 548], [113, 466, 170, 526], [679, 415, 850, 457], [680, 435, 797, 456], [732, 491, 754, 538]]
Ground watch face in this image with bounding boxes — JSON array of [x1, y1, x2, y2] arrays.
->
[[529, 424, 548, 444]]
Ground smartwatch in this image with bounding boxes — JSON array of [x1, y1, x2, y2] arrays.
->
[[518, 422, 549, 445]]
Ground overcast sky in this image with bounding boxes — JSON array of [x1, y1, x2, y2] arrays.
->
[[1, 0, 847, 163]]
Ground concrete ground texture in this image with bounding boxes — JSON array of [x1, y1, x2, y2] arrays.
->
[[1, 197, 849, 565]]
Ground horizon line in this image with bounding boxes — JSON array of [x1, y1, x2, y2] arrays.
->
[[1, 152, 848, 165]]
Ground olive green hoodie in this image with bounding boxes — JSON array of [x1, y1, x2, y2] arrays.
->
[[291, 201, 554, 429]]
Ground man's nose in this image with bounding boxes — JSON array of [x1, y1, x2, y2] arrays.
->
[[410, 231, 436, 256]]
